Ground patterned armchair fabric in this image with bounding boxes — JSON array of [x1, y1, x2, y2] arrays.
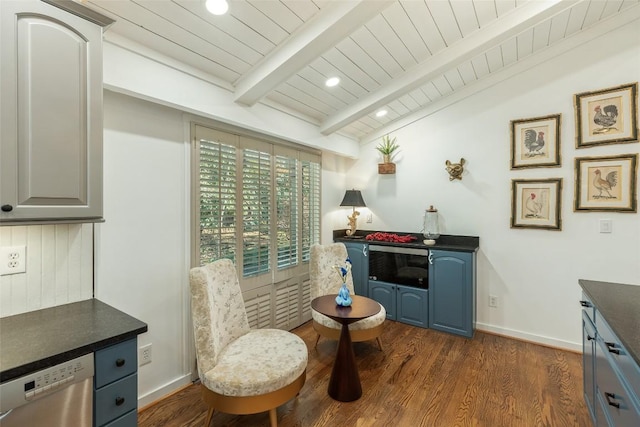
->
[[189, 259, 308, 397], [310, 243, 386, 331]]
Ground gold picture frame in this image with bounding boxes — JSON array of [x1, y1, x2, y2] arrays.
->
[[574, 82, 638, 148], [574, 154, 638, 212], [510, 114, 561, 169], [511, 178, 562, 230]]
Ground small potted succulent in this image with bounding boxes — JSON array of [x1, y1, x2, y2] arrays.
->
[[376, 135, 399, 174]]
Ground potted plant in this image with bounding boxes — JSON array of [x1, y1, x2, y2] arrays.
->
[[376, 135, 399, 174]]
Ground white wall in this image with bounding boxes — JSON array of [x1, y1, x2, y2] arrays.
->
[[95, 91, 192, 406], [326, 21, 640, 350]]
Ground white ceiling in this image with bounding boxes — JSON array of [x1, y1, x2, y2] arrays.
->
[[86, 0, 640, 142]]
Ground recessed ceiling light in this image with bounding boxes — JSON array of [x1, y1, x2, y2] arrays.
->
[[376, 110, 388, 117], [325, 77, 340, 87], [206, 0, 229, 15]]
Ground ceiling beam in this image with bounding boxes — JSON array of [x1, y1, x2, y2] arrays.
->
[[233, 0, 394, 106], [319, 0, 583, 135]]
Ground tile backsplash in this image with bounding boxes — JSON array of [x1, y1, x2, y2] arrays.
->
[[0, 224, 93, 317]]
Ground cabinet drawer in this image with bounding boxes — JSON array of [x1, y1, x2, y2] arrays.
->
[[95, 339, 137, 388], [103, 409, 137, 427], [596, 339, 640, 426], [596, 316, 640, 402], [95, 373, 138, 426]]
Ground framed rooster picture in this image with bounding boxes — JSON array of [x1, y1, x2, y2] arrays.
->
[[511, 178, 562, 230], [575, 154, 638, 212], [510, 114, 561, 169], [574, 82, 638, 148]]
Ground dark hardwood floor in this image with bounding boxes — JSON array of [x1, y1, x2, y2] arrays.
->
[[138, 320, 590, 427]]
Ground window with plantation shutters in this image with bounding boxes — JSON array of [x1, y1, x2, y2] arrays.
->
[[193, 123, 320, 296], [242, 148, 271, 278], [275, 154, 298, 270], [301, 158, 320, 262], [195, 127, 238, 266]]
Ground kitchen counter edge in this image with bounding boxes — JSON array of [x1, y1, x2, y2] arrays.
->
[[0, 299, 148, 383], [579, 279, 640, 366]]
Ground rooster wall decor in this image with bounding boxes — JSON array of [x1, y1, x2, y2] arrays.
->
[[592, 105, 619, 134], [445, 158, 465, 181]]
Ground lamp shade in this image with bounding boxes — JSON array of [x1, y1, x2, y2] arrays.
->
[[340, 190, 366, 207]]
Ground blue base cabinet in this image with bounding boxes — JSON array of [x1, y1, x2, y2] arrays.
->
[[428, 250, 475, 338], [580, 291, 640, 427], [94, 338, 139, 427], [343, 242, 369, 297]]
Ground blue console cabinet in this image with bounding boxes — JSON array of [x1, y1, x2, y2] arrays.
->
[[428, 250, 475, 338], [336, 235, 478, 338]]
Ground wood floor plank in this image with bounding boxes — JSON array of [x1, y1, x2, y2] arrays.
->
[[138, 320, 591, 427]]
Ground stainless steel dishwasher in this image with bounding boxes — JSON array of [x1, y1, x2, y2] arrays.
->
[[0, 352, 94, 427]]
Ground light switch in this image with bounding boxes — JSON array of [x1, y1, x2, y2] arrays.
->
[[599, 219, 612, 234]]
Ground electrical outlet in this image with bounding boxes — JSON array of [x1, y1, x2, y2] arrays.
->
[[139, 343, 152, 366], [0, 246, 26, 276], [489, 295, 498, 308], [366, 213, 373, 223]]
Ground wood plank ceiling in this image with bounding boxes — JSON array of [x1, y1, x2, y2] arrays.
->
[[87, 0, 640, 142]]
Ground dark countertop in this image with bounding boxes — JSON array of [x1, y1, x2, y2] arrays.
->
[[579, 279, 640, 366], [333, 229, 479, 252], [0, 299, 147, 383]]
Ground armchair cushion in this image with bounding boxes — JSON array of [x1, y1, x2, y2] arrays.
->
[[201, 329, 308, 397]]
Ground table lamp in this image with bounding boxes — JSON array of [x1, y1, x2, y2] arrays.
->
[[340, 189, 366, 237]]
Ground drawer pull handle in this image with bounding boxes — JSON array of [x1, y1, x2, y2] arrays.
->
[[587, 335, 594, 341], [115, 396, 125, 406], [1, 205, 13, 212], [579, 300, 591, 307], [605, 342, 620, 354], [604, 392, 620, 408], [115, 358, 126, 367]]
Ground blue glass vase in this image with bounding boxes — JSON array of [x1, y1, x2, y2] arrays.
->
[[335, 282, 352, 306]]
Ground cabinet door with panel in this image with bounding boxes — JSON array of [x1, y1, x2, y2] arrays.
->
[[582, 310, 597, 422], [369, 280, 396, 320], [343, 242, 368, 297], [428, 250, 475, 338], [397, 285, 428, 328], [0, 0, 110, 222]]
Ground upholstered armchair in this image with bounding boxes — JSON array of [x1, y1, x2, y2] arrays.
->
[[310, 243, 385, 350], [189, 259, 308, 427]]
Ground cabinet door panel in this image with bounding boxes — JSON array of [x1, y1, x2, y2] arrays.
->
[[397, 286, 428, 328], [582, 311, 597, 422], [369, 280, 395, 320], [429, 250, 474, 337], [17, 15, 87, 204]]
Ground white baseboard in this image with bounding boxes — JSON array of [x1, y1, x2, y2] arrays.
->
[[476, 322, 582, 353], [137, 374, 193, 409]]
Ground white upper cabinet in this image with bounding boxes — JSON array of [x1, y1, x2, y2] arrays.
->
[[0, 0, 113, 223]]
